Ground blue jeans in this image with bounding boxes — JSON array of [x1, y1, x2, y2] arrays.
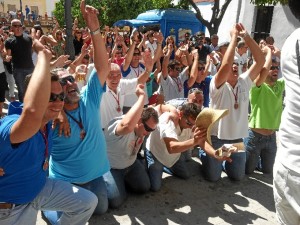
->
[[244, 129, 277, 174], [0, 178, 97, 225], [145, 150, 191, 192], [13, 68, 34, 102], [43, 176, 108, 224], [103, 159, 150, 208], [200, 136, 246, 182]]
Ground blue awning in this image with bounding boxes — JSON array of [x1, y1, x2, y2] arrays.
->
[[113, 19, 159, 27]]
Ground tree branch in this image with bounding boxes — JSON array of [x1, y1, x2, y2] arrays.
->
[[187, 0, 211, 28]]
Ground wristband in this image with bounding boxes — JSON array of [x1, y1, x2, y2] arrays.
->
[[89, 28, 101, 36], [241, 32, 250, 39]]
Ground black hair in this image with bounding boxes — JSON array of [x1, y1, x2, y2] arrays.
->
[[141, 107, 159, 124], [180, 103, 202, 120]]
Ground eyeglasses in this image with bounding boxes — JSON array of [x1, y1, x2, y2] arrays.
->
[[142, 121, 156, 132], [60, 75, 75, 86], [12, 24, 22, 28], [184, 117, 194, 127], [270, 66, 280, 70], [198, 67, 205, 71], [175, 67, 182, 72], [49, 92, 65, 102]]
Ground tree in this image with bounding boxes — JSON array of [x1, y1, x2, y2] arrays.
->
[[184, 0, 288, 36], [53, 0, 189, 27], [64, 0, 75, 60]]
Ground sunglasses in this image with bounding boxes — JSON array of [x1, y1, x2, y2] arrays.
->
[[175, 67, 182, 72], [142, 121, 155, 132], [12, 24, 22, 28], [133, 53, 141, 56], [188, 88, 203, 95], [60, 76, 75, 86], [270, 66, 280, 70], [198, 67, 205, 71], [49, 92, 65, 102], [184, 117, 194, 127]]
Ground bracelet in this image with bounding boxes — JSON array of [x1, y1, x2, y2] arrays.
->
[[145, 70, 151, 74], [89, 27, 101, 36], [157, 42, 162, 45]]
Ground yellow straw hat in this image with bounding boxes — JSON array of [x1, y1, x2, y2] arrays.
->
[[195, 108, 229, 145]]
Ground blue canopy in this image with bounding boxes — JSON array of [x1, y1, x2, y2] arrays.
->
[[113, 19, 159, 27]]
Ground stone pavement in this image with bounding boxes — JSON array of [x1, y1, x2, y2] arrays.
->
[[36, 157, 279, 225]]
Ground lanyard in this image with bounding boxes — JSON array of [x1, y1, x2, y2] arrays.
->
[[172, 77, 182, 92], [109, 90, 121, 112], [132, 67, 140, 77], [64, 109, 86, 140], [230, 86, 239, 109], [40, 126, 49, 171]]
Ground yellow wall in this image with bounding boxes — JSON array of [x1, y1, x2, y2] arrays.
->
[[1, 0, 47, 16]]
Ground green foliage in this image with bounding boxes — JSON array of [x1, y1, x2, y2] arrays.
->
[[53, 0, 190, 28], [250, 0, 288, 6]]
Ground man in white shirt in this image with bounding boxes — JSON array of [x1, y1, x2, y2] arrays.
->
[[104, 84, 158, 208], [200, 23, 265, 182], [101, 50, 154, 128]]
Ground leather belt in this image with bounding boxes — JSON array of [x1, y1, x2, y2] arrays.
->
[[0, 203, 19, 209]]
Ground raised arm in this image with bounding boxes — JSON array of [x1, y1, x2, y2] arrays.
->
[[80, 0, 109, 86], [115, 84, 146, 136], [186, 49, 199, 88], [161, 44, 173, 79], [10, 49, 52, 144], [254, 46, 272, 87], [214, 24, 239, 89], [238, 24, 265, 81], [122, 30, 139, 71], [137, 49, 153, 84]]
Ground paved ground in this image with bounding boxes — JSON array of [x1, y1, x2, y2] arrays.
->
[[36, 157, 279, 225], [2, 94, 278, 225]]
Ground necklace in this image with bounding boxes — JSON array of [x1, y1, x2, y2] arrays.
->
[[40, 126, 49, 171], [109, 90, 121, 113], [230, 86, 239, 109], [172, 77, 182, 92], [64, 109, 86, 140]]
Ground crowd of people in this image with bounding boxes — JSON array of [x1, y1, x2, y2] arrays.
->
[[0, 0, 299, 224]]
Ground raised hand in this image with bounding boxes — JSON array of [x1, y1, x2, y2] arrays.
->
[[143, 49, 153, 71], [80, 0, 100, 32], [154, 32, 164, 43], [135, 84, 145, 97]]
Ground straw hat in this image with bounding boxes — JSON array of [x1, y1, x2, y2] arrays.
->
[[195, 108, 229, 145]]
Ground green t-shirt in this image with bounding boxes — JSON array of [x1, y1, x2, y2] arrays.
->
[[249, 78, 285, 129]]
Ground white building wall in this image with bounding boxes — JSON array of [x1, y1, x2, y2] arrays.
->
[[196, 1, 300, 49], [46, 0, 59, 16]]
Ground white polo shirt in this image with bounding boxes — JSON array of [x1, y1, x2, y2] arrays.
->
[[160, 71, 188, 102], [146, 112, 192, 168], [101, 78, 138, 128], [121, 63, 148, 107], [105, 117, 144, 169], [209, 72, 253, 140]]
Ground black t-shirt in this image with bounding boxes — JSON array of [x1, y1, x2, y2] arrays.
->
[[5, 33, 34, 70], [197, 44, 212, 63], [73, 38, 83, 56]]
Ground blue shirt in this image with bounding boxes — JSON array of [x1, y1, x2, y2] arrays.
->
[[183, 75, 212, 107], [0, 115, 52, 204], [49, 69, 110, 183]]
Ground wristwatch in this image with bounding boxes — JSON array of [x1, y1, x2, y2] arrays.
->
[[89, 28, 101, 36]]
